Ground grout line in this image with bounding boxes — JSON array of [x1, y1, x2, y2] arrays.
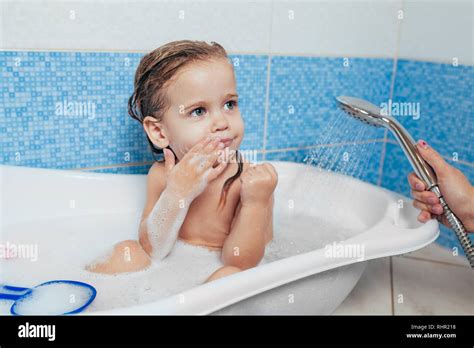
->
[[377, 0, 403, 188], [0, 48, 401, 60], [400, 255, 470, 268], [65, 137, 474, 172], [261, 0, 275, 162], [262, 59, 271, 162], [389, 256, 395, 315], [2, 48, 471, 66], [385, 138, 474, 168], [0, 48, 270, 56], [73, 139, 387, 171], [265, 138, 387, 153], [74, 161, 154, 171]]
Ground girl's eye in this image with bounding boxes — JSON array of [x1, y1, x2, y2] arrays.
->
[[224, 100, 238, 110], [190, 107, 206, 118], [189, 101, 237, 118]]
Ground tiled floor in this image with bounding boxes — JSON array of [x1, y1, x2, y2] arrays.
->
[[333, 243, 474, 315]]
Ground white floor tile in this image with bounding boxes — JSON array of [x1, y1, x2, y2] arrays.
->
[[401, 242, 470, 267], [392, 257, 474, 315]]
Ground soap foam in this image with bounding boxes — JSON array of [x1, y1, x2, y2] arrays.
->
[[0, 208, 361, 314]]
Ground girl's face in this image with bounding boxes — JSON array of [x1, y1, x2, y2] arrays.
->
[[146, 57, 244, 163]]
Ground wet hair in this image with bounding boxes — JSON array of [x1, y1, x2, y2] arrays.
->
[[128, 40, 243, 210]]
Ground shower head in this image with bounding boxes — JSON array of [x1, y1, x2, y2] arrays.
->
[[335, 95, 474, 267], [336, 95, 436, 188], [336, 96, 391, 128]]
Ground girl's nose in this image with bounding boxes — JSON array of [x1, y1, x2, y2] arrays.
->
[[211, 112, 229, 132]]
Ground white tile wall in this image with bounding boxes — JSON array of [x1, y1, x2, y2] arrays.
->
[[2, 0, 471, 65], [270, 0, 401, 57], [0, 0, 272, 54], [398, 0, 473, 65]]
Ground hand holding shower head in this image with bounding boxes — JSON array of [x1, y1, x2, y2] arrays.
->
[[336, 96, 474, 267]]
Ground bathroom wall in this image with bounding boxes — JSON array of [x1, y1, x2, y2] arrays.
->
[[1, 0, 472, 252]]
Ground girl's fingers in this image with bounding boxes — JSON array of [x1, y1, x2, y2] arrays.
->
[[206, 160, 228, 182], [185, 137, 220, 166], [408, 172, 425, 191], [203, 137, 222, 153], [202, 143, 223, 167], [190, 135, 213, 153], [192, 142, 224, 174], [410, 189, 439, 205]]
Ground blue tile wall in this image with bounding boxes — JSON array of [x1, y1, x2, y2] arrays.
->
[[1, 51, 150, 169], [267, 56, 393, 150], [1, 50, 472, 253], [232, 55, 268, 151], [0, 51, 267, 170], [391, 60, 474, 163]]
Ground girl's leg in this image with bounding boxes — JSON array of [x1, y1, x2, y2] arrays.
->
[[205, 265, 241, 282], [86, 240, 151, 274]]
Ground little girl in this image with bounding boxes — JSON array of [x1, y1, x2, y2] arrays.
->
[[86, 40, 278, 282]]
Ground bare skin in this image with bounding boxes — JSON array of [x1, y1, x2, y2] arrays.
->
[[86, 57, 278, 282]]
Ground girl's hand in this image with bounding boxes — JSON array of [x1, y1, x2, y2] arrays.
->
[[408, 140, 474, 232], [163, 136, 228, 201], [239, 163, 278, 206]]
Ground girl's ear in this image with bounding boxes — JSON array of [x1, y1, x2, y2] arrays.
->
[[142, 116, 169, 149]]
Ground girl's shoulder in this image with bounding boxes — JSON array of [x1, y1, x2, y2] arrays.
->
[[149, 160, 165, 174], [147, 161, 167, 189]]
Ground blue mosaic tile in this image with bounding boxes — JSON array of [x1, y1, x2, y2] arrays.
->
[[265, 141, 383, 185], [232, 55, 268, 152], [1, 51, 150, 169], [87, 151, 265, 175], [86, 164, 152, 175], [266, 56, 393, 150], [380, 142, 474, 255], [0, 51, 268, 169], [391, 59, 474, 163]]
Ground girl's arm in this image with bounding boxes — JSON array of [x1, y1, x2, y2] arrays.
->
[[139, 137, 229, 261], [139, 186, 191, 261], [138, 161, 195, 262], [222, 196, 274, 269], [222, 163, 277, 269]]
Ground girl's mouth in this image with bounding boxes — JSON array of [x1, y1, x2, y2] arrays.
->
[[221, 138, 233, 147]]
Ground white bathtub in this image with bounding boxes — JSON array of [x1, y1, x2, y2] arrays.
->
[[0, 161, 439, 315]]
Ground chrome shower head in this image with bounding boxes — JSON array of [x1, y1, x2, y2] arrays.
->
[[336, 95, 436, 187], [335, 95, 474, 267], [336, 96, 391, 128]]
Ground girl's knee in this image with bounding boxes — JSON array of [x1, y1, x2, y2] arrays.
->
[[114, 240, 141, 255], [87, 240, 151, 274]]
